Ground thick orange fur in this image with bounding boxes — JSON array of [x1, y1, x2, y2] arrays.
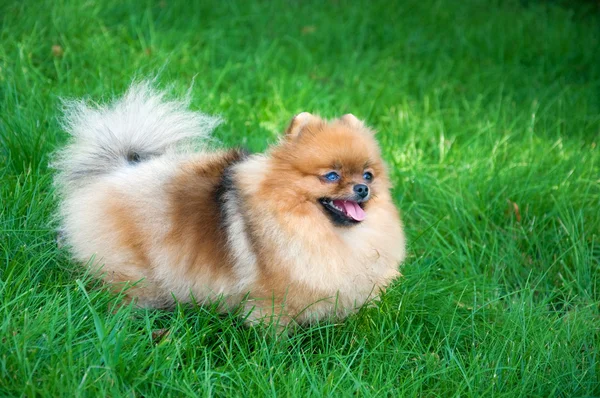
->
[[229, 113, 405, 324], [55, 85, 405, 328]]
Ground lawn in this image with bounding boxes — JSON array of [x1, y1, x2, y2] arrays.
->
[[1, 0, 599, 396]]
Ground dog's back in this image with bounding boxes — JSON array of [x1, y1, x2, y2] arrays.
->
[[52, 83, 229, 307]]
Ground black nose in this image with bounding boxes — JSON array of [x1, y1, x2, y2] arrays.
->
[[353, 184, 369, 198]]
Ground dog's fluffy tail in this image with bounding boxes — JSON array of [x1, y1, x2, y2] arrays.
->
[[53, 82, 221, 188]]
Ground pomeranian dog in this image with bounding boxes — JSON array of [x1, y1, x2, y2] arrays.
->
[[53, 83, 406, 327]]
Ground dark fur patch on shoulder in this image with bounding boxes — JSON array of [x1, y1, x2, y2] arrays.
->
[[214, 149, 249, 212]]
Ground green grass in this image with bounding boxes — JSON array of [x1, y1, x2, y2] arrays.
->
[[1, 0, 599, 396]]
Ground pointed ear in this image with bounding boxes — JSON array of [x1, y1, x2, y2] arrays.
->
[[339, 113, 365, 129], [285, 112, 316, 139]]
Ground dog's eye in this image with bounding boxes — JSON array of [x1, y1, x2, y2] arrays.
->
[[363, 172, 373, 181], [324, 172, 340, 182]]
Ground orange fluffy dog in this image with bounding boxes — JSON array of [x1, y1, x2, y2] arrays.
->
[[54, 83, 406, 327]]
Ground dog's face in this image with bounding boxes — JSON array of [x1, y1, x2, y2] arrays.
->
[[270, 113, 389, 227]]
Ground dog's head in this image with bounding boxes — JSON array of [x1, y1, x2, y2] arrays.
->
[[269, 112, 389, 227]]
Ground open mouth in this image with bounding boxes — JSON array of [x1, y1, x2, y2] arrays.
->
[[319, 198, 366, 226]]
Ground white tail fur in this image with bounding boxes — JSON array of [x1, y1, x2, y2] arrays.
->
[[52, 82, 221, 188]]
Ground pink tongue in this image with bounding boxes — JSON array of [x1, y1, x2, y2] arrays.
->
[[333, 200, 366, 221]]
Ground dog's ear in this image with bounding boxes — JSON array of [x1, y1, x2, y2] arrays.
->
[[285, 112, 317, 139], [339, 113, 375, 135], [339, 113, 365, 129]]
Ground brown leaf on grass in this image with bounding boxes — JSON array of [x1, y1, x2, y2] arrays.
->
[[507, 199, 521, 222], [52, 45, 64, 58], [301, 26, 316, 35], [152, 328, 170, 343]]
